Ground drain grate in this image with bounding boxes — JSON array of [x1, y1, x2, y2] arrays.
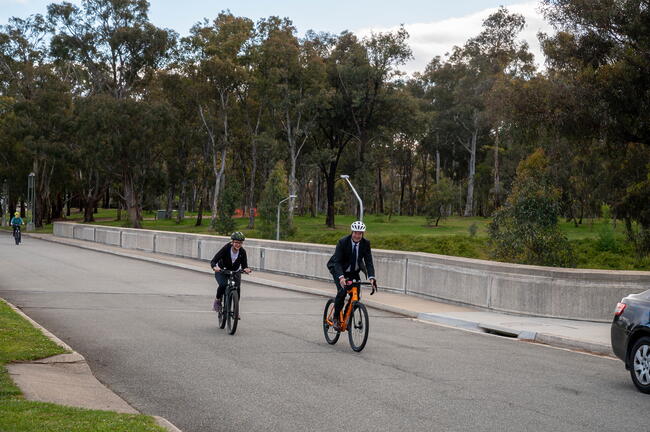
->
[[480, 327, 519, 338]]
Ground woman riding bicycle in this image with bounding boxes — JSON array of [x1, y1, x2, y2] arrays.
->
[[210, 232, 252, 314]]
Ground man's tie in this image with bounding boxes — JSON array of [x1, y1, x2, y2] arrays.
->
[[353, 242, 358, 271]]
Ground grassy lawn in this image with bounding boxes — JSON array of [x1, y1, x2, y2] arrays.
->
[[13, 208, 650, 270], [0, 300, 166, 432]]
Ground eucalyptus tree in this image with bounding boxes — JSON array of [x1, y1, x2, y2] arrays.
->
[[185, 12, 253, 228], [337, 27, 412, 204], [47, 0, 175, 227], [541, 0, 650, 253], [152, 71, 205, 223], [0, 14, 75, 226], [257, 17, 326, 225], [71, 95, 115, 222], [423, 7, 534, 217]]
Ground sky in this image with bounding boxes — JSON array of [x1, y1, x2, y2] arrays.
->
[[0, 0, 554, 74]]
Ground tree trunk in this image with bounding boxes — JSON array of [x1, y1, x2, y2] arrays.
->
[[123, 174, 142, 228], [376, 165, 384, 214], [83, 199, 96, 223], [398, 173, 406, 216], [325, 167, 336, 228], [165, 184, 175, 219], [211, 149, 227, 228], [288, 151, 297, 225], [464, 128, 478, 217], [436, 148, 441, 184], [493, 130, 500, 209], [177, 180, 186, 223], [196, 197, 204, 226], [247, 138, 257, 229], [103, 187, 110, 209]]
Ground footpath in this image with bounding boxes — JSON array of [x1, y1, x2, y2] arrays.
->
[[6, 232, 617, 432]]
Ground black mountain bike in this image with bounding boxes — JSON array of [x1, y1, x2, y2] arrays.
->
[[12, 226, 21, 245], [218, 269, 243, 335]]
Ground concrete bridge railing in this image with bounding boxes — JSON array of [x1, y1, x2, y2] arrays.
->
[[53, 222, 650, 322]]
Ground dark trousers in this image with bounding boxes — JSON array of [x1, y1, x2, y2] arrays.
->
[[214, 272, 241, 300], [332, 271, 360, 319]]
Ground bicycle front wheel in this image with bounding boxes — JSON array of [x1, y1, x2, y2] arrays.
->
[[348, 302, 369, 352], [323, 299, 340, 345], [227, 290, 239, 335], [218, 294, 227, 329], [14, 230, 20, 245]]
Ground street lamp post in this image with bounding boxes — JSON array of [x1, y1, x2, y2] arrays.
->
[[340, 175, 364, 222], [276, 195, 297, 241], [27, 172, 35, 231]]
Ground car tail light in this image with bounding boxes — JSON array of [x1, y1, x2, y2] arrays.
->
[[614, 302, 627, 316]]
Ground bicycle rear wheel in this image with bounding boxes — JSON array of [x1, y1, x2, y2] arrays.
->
[[323, 299, 340, 345], [227, 290, 239, 335], [348, 303, 369, 352]]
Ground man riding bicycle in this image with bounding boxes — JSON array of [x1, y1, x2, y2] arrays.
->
[[327, 221, 377, 331], [210, 232, 252, 314]]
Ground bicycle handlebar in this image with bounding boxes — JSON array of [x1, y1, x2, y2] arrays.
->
[[220, 269, 244, 275], [344, 279, 378, 295]]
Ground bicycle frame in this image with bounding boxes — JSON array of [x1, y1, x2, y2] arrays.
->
[[221, 269, 241, 296], [327, 280, 371, 332]]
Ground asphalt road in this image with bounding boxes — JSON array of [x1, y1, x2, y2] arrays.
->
[[0, 235, 647, 432]]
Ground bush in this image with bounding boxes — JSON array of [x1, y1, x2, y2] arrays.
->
[[213, 180, 239, 235], [425, 175, 455, 227], [468, 223, 478, 238], [596, 204, 620, 252], [488, 149, 575, 267]]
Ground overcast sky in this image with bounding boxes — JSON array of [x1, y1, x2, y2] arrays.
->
[[1, 0, 554, 74]]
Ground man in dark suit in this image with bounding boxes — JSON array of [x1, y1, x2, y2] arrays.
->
[[327, 220, 378, 330]]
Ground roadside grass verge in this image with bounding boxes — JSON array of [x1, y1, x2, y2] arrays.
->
[[0, 300, 166, 432]]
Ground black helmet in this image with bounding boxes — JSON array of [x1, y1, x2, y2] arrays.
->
[[231, 232, 245, 241]]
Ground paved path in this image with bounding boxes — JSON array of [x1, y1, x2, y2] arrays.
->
[[0, 235, 646, 432]]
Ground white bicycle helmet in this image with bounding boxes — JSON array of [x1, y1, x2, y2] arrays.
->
[[350, 221, 366, 232]]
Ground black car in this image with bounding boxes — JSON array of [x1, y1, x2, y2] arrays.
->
[[611, 289, 650, 394]]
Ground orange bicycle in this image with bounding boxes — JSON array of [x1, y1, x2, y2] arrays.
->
[[323, 280, 376, 352]]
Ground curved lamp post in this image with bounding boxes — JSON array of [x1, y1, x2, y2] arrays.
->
[[340, 175, 363, 222]]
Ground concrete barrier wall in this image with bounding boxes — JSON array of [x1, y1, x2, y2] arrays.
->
[[53, 222, 650, 322]]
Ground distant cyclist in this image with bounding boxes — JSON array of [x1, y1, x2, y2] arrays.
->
[[327, 221, 377, 330], [10, 212, 24, 240], [210, 232, 252, 313]]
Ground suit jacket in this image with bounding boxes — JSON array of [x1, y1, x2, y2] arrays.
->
[[327, 235, 375, 279], [210, 243, 248, 271]]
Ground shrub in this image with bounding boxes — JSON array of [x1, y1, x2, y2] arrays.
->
[[213, 179, 239, 235], [468, 223, 478, 238], [425, 175, 455, 227], [596, 204, 620, 252], [488, 149, 575, 267]]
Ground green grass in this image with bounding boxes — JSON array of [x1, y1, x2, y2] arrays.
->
[[0, 300, 166, 432]]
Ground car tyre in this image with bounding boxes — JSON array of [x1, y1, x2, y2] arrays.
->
[[630, 336, 650, 394]]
